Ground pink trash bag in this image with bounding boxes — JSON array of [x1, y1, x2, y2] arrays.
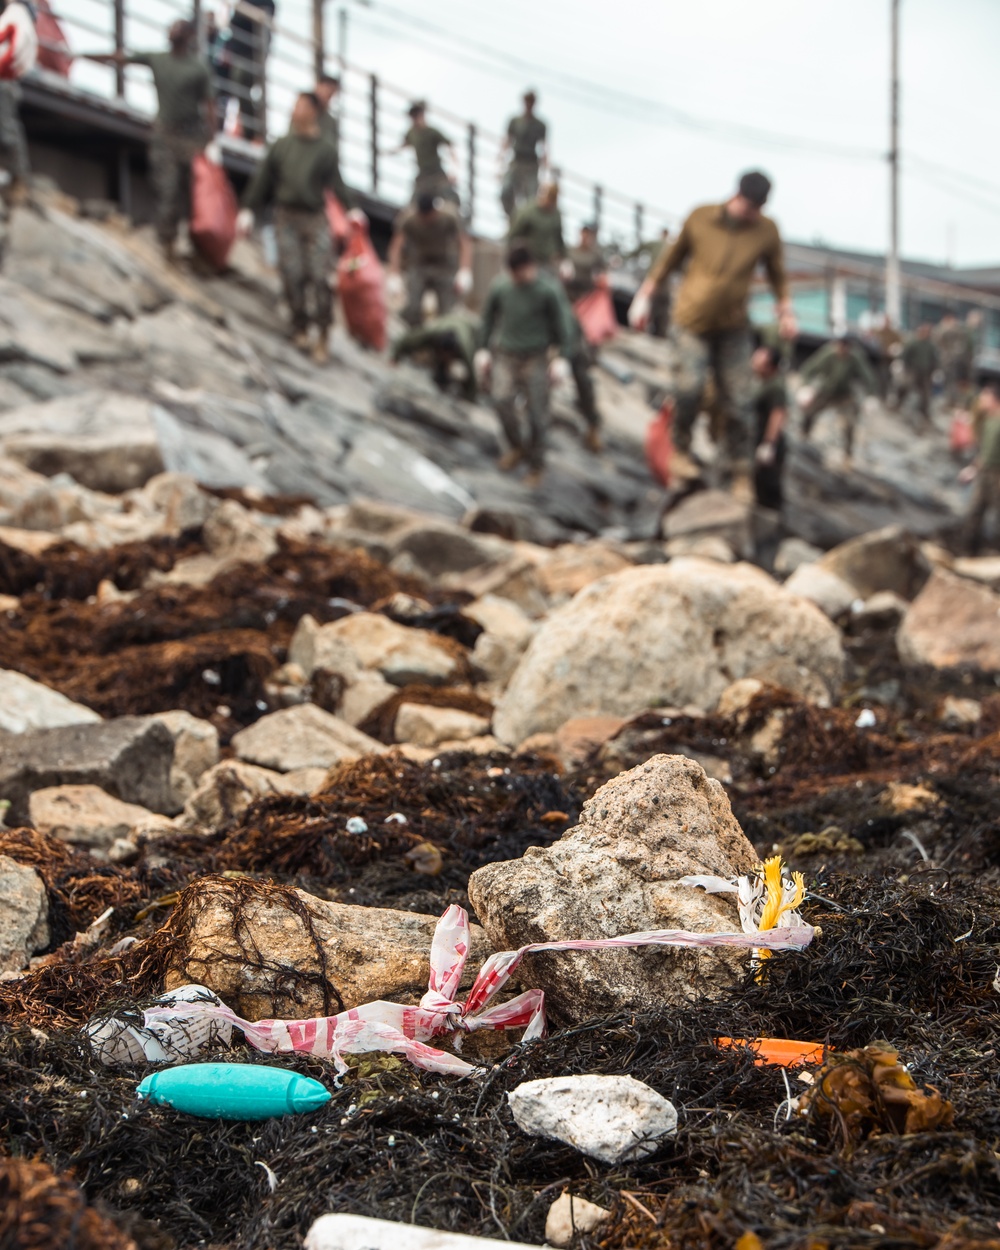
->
[[337, 209, 387, 351]]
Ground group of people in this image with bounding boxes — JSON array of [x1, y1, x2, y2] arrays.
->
[[5, 7, 996, 549]]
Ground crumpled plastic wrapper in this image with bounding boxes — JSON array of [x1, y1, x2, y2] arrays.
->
[[86, 983, 232, 1067]]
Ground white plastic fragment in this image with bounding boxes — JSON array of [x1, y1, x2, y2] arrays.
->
[[85, 983, 232, 1066], [508, 1073, 678, 1165], [855, 708, 877, 729], [305, 1215, 539, 1250], [346, 817, 369, 834]]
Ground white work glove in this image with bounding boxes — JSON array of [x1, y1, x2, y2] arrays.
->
[[235, 208, 254, 238], [796, 385, 816, 409], [558, 258, 575, 281], [628, 287, 651, 330], [204, 139, 222, 165], [386, 272, 405, 301], [958, 463, 978, 484], [454, 267, 473, 296], [755, 441, 776, 466], [548, 356, 571, 386], [474, 348, 492, 386]]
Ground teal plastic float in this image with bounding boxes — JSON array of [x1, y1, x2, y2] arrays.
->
[[137, 1063, 331, 1120]]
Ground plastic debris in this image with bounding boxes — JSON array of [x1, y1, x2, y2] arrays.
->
[[346, 817, 369, 835], [717, 1037, 826, 1068], [855, 708, 877, 729], [137, 902, 816, 1078], [137, 1062, 331, 1120], [86, 984, 232, 1067], [305, 1214, 539, 1249]]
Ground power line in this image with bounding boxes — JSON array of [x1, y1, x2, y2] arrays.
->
[[353, 2, 883, 161]]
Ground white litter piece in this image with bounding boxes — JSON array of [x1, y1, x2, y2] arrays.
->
[[855, 708, 877, 729], [508, 1073, 677, 1165], [86, 983, 232, 1066], [304, 1214, 539, 1250], [545, 1193, 611, 1247], [346, 817, 368, 834]]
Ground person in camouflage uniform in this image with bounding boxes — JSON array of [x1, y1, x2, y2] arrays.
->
[[241, 91, 352, 363], [899, 323, 938, 429], [387, 193, 472, 327], [508, 181, 566, 272], [500, 90, 548, 220], [392, 309, 480, 401], [798, 335, 879, 459], [961, 382, 1000, 554], [561, 221, 605, 451], [97, 20, 216, 260], [934, 311, 976, 410], [396, 101, 459, 207]]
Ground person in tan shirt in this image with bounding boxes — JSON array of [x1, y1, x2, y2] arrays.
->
[[629, 171, 797, 489]]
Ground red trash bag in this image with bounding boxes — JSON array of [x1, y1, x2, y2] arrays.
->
[[574, 285, 618, 348], [35, 0, 72, 77], [325, 190, 349, 247], [0, 3, 38, 80], [337, 210, 387, 352], [950, 411, 974, 455], [644, 396, 674, 487], [189, 154, 238, 272]]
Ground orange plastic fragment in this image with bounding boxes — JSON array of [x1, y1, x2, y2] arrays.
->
[[717, 1037, 826, 1068]]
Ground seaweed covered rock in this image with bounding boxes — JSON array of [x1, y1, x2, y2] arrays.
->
[[468, 754, 757, 1022], [493, 559, 845, 743], [163, 876, 491, 1018]]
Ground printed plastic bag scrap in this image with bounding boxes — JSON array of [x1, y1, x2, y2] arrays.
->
[[89, 889, 815, 1079]]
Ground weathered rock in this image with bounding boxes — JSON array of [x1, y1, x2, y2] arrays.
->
[[28, 784, 164, 853], [663, 534, 737, 563], [340, 671, 398, 727], [0, 854, 49, 975], [465, 595, 534, 686], [288, 614, 364, 680], [343, 427, 474, 519], [137, 471, 216, 533], [164, 878, 490, 1019], [508, 1074, 677, 1164], [231, 704, 384, 772], [0, 669, 102, 734], [202, 498, 278, 563], [852, 591, 908, 628], [318, 613, 461, 687], [0, 392, 165, 492], [716, 677, 766, 718], [0, 716, 177, 825], [783, 562, 857, 619], [816, 524, 930, 601], [394, 704, 491, 748], [545, 1194, 612, 1248], [388, 519, 509, 578], [536, 542, 632, 600], [939, 695, 982, 728], [493, 560, 844, 743], [774, 537, 823, 577], [663, 490, 750, 555], [553, 715, 628, 770], [952, 555, 1000, 591], [468, 754, 758, 1021], [151, 710, 219, 808], [898, 570, 1000, 671], [180, 760, 288, 830]]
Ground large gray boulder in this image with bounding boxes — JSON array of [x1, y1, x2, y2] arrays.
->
[[815, 524, 930, 601], [467, 754, 759, 1022], [0, 668, 102, 734], [0, 854, 49, 974], [493, 558, 844, 743], [898, 569, 1000, 671], [0, 716, 177, 824]]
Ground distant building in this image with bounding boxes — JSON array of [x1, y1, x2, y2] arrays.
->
[[750, 241, 1000, 370]]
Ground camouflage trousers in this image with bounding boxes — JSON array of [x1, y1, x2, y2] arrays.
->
[[412, 171, 460, 208], [500, 160, 539, 219], [964, 467, 1000, 556], [0, 81, 28, 187], [274, 206, 333, 334], [671, 326, 753, 472], [570, 336, 600, 430], [492, 351, 550, 469], [802, 390, 861, 457], [149, 129, 203, 246], [403, 263, 456, 327]]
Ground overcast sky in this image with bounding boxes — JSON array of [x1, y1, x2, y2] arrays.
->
[[265, 0, 999, 265]]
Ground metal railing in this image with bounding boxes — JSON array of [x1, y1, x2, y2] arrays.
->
[[32, 0, 676, 251]]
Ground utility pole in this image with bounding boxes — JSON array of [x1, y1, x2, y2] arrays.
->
[[338, 6, 348, 71], [886, 0, 901, 327], [313, 0, 326, 81]]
